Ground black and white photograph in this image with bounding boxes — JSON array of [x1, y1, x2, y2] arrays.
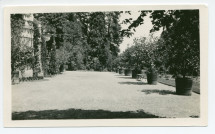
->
[[3, 5, 208, 127]]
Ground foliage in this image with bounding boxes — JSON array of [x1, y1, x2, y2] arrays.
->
[[47, 37, 58, 74], [152, 10, 200, 77], [124, 10, 200, 77], [11, 10, 199, 78], [32, 19, 42, 75], [41, 36, 49, 75], [11, 11, 124, 76], [119, 35, 162, 72], [11, 14, 34, 75], [77, 12, 123, 70]]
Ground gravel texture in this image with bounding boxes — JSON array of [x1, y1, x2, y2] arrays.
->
[[12, 71, 200, 118]]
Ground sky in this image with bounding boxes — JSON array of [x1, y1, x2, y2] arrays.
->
[[119, 11, 162, 53]]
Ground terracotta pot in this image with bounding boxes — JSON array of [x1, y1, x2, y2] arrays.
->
[[132, 69, 141, 78], [124, 69, 132, 76], [119, 69, 124, 74], [116, 69, 119, 73], [147, 71, 158, 85], [175, 78, 193, 96]]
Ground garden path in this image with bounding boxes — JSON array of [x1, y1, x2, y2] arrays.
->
[[12, 71, 200, 118]]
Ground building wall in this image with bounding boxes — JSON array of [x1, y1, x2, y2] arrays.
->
[[18, 14, 44, 78]]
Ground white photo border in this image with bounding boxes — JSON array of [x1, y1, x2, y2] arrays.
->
[[3, 5, 208, 127]]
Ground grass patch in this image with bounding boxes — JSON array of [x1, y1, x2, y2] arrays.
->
[[12, 109, 161, 120], [141, 89, 176, 95]]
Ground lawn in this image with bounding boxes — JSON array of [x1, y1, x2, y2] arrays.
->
[[12, 71, 200, 119]]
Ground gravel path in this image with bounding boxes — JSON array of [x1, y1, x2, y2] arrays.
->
[[12, 71, 200, 118]]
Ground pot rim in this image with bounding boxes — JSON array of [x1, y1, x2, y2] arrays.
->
[[176, 77, 193, 80]]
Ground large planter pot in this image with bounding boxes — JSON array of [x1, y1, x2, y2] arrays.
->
[[64, 65, 68, 70], [116, 69, 119, 73], [119, 69, 124, 74], [124, 69, 132, 76], [12, 71, 19, 84], [147, 72, 158, 85], [175, 78, 193, 96], [59, 64, 64, 72], [132, 69, 141, 78]]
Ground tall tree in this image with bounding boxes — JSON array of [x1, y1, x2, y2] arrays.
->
[[77, 11, 123, 70], [123, 10, 200, 77]]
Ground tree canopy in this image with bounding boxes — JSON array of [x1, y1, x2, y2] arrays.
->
[[121, 10, 200, 77], [11, 10, 200, 78], [34, 12, 123, 73]]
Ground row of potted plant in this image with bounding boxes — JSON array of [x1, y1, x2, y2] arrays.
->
[[113, 35, 198, 96], [116, 67, 193, 96]]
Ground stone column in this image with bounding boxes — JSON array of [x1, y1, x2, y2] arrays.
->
[[37, 22, 44, 78], [20, 14, 34, 78]]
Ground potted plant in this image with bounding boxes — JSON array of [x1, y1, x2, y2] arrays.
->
[[124, 68, 132, 76], [122, 10, 200, 94], [124, 61, 132, 76], [12, 71, 20, 84], [167, 46, 199, 96], [119, 48, 132, 76], [175, 76, 193, 96], [59, 64, 64, 72], [115, 68, 119, 73], [145, 65, 158, 85], [119, 67, 124, 75], [135, 36, 160, 85], [132, 67, 141, 78], [120, 44, 143, 78], [158, 10, 200, 96], [170, 42, 199, 96]]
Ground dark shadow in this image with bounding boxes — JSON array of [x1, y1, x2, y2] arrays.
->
[[31, 78, 50, 82], [189, 115, 199, 118], [12, 109, 162, 120], [19, 78, 50, 83], [114, 74, 122, 76], [141, 89, 176, 95], [116, 76, 133, 79], [118, 81, 148, 85]]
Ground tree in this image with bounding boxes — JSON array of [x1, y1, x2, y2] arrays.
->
[[123, 10, 200, 77], [48, 37, 58, 74], [119, 35, 162, 72], [77, 11, 123, 71], [152, 10, 200, 77], [33, 11, 123, 72]]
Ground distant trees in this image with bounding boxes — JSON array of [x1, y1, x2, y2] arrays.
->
[[118, 35, 163, 73], [11, 12, 123, 78], [77, 12, 123, 71], [32, 11, 123, 74], [11, 10, 199, 78]]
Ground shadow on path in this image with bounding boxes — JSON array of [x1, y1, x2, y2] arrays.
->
[[189, 115, 199, 118], [34, 78, 50, 82], [116, 76, 133, 79], [12, 109, 161, 120], [118, 81, 148, 85], [141, 89, 176, 95], [19, 78, 50, 83]]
